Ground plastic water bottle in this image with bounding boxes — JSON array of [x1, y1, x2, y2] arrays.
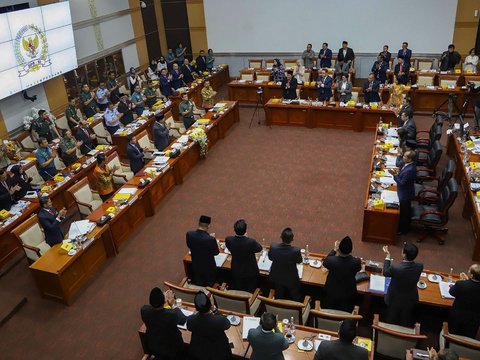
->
[[448, 268, 453, 283], [290, 316, 296, 335], [305, 244, 310, 262]]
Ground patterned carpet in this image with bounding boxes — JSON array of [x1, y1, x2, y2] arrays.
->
[[0, 87, 477, 359]]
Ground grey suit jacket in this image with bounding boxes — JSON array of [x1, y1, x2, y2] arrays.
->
[[248, 326, 289, 360], [337, 81, 352, 102]]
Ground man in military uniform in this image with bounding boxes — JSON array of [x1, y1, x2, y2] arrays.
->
[[79, 84, 98, 118], [144, 80, 157, 108], [65, 98, 82, 129]]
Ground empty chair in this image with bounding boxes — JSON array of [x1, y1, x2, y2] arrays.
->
[[23, 162, 45, 188], [415, 160, 455, 202], [258, 290, 311, 325], [55, 115, 70, 133], [164, 278, 210, 304], [107, 152, 133, 185], [239, 69, 255, 81], [119, 84, 130, 96], [309, 300, 362, 332], [416, 74, 435, 86], [283, 59, 296, 68], [206, 286, 261, 315], [416, 140, 443, 182], [372, 314, 427, 360], [12, 215, 50, 263], [67, 177, 103, 218], [90, 120, 112, 145], [412, 178, 458, 244], [265, 59, 275, 69], [439, 77, 458, 87], [164, 110, 185, 138], [255, 71, 271, 82], [441, 322, 480, 359], [248, 59, 262, 69], [416, 122, 442, 150], [16, 131, 37, 153], [416, 59, 434, 71]]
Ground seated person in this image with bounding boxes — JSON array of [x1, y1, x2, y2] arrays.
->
[[439, 44, 461, 72], [372, 54, 388, 84], [59, 129, 81, 166], [144, 80, 158, 108], [104, 102, 122, 135], [399, 109, 416, 141], [337, 74, 352, 103], [281, 70, 298, 100], [36, 137, 58, 181], [9, 165, 32, 201], [0, 169, 21, 211], [117, 93, 135, 126], [394, 56, 409, 85], [396, 137, 418, 169], [181, 58, 198, 84], [463, 48, 479, 73], [316, 69, 333, 104], [271, 59, 285, 82], [38, 195, 67, 246], [362, 73, 381, 103], [76, 119, 97, 155]]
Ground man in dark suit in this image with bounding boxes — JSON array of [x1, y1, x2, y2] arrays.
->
[[187, 292, 231, 360], [362, 73, 381, 103], [196, 49, 208, 73], [399, 109, 417, 143], [318, 42, 332, 68], [248, 312, 289, 360], [181, 58, 197, 84], [117, 93, 135, 126], [389, 150, 416, 234], [337, 41, 355, 70], [398, 42, 412, 69], [394, 55, 409, 85], [323, 236, 361, 312], [281, 70, 298, 100], [382, 242, 423, 326], [449, 264, 480, 338], [268, 227, 303, 301], [38, 196, 66, 246], [225, 219, 262, 293], [126, 135, 145, 174], [439, 44, 461, 72], [170, 63, 184, 89], [314, 319, 368, 360], [0, 169, 21, 211], [379, 45, 392, 64], [186, 215, 219, 286], [140, 287, 187, 359], [153, 114, 170, 151], [76, 119, 97, 155]]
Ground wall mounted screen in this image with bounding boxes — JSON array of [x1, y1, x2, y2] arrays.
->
[[204, 0, 458, 54], [0, 2, 77, 100]]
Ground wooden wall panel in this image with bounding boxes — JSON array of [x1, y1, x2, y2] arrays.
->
[[452, 0, 480, 55], [129, 0, 149, 68], [154, 0, 168, 53], [186, 0, 208, 56], [43, 77, 68, 117]]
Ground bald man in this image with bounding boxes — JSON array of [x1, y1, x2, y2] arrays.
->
[[448, 264, 480, 338]]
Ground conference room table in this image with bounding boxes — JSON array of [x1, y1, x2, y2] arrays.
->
[[264, 99, 397, 131], [25, 101, 239, 304], [446, 133, 480, 261], [138, 303, 374, 360], [362, 127, 400, 244]]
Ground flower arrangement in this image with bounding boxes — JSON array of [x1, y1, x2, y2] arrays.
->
[[23, 107, 57, 130], [188, 126, 208, 158]]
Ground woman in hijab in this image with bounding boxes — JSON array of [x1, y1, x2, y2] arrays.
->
[[10, 165, 32, 201], [128, 67, 141, 92], [271, 58, 285, 82]]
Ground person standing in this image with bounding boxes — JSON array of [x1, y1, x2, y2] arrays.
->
[[316, 69, 333, 105], [0, 169, 21, 211], [159, 68, 174, 98], [225, 219, 262, 293], [439, 44, 461, 72], [106, 71, 121, 103], [281, 70, 298, 100], [117, 93, 134, 126], [32, 110, 60, 142], [153, 115, 170, 151], [126, 135, 145, 174], [201, 80, 217, 110], [131, 85, 146, 116], [363, 73, 381, 103], [176, 42, 187, 65], [379, 45, 392, 64], [140, 287, 187, 360], [76, 119, 97, 155], [394, 56, 409, 85], [59, 129, 81, 166], [337, 74, 352, 103], [313, 319, 368, 360], [389, 150, 416, 234], [38, 196, 67, 246], [186, 215, 219, 286], [196, 50, 208, 73], [36, 137, 58, 181], [79, 84, 98, 118], [181, 58, 197, 84], [95, 82, 110, 111], [65, 98, 81, 129], [9, 165, 32, 201], [323, 236, 361, 312], [302, 43, 316, 69], [293, 59, 306, 83], [448, 264, 480, 338], [104, 102, 122, 135], [372, 54, 388, 84], [318, 42, 332, 68], [93, 153, 118, 201], [463, 48, 479, 73], [206, 49, 215, 71], [268, 227, 302, 301], [179, 93, 196, 130], [187, 292, 231, 360], [247, 312, 289, 360], [337, 41, 355, 71], [143, 80, 157, 109], [271, 59, 285, 82], [165, 48, 176, 71], [398, 42, 412, 69], [382, 242, 423, 326], [127, 67, 141, 92], [170, 63, 185, 90]]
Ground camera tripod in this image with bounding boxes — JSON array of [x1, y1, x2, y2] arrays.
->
[[248, 90, 266, 128], [433, 92, 474, 129]]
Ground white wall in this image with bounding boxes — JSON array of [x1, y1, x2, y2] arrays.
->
[[204, 0, 458, 54], [122, 43, 140, 70], [69, 0, 129, 23]]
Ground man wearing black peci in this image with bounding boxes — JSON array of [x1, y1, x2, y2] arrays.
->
[[281, 70, 298, 100]]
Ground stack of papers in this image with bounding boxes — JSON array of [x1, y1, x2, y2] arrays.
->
[[369, 274, 391, 293], [381, 190, 399, 204], [214, 253, 228, 267], [439, 281, 455, 299], [153, 156, 169, 164], [9, 200, 30, 215], [242, 317, 260, 339], [257, 252, 272, 271], [387, 128, 398, 137], [385, 155, 397, 167], [68, 220, 95, 239]]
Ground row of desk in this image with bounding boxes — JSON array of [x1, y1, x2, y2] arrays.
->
[[28, 101, 239, 305], [264, 99, 397, 131], [229, 80, 479, 115]]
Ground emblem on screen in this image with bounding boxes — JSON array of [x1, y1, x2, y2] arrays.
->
[[14, 24, 51, 77]]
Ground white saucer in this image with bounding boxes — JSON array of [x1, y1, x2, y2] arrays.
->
[[227, 315, 240, 326], [68, 249, 77, 256], [309, 259, 322, 268], [428, 274, 442, 283], [417, 280, 427, 289], [297, 339, 314, 351]]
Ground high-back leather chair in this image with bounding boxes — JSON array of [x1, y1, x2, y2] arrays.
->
[[164, 110, 185, 138], [258, 291, 311, 325], [416, 140, 443, 181], [12, 215, 50, 263], [91, 120, 112, 145], [107, 152, 133, 185], [164, 278, 210, 304], [415, 160, 455, 202], [309, 300, 362, 332], [206, 286, 261, 315], [67, 177, 102, 218], [16, 131, 37, 153]]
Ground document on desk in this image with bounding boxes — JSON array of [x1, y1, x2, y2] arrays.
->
[[242, 316, 260, 339], [257, 252, 272, 272], [439, 281, 455, 299], [387, 128, 398, 137], [214, 253, 228, 267], [178, 309, 194, 329], [118, 188, 137, 195], [381, 190, 399, 204], [68, 220, 95, 239], [380, 177, 396, 186], [369, 275, 391, 293], [385, 155, 397, 168]]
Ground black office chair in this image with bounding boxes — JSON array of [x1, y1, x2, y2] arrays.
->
[[411, 178, 458, 245], [416, 140, 443, 183], [415, 159, 455, 204], [416, 124, 442, 154]]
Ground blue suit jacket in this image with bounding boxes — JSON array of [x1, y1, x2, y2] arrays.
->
[[38, 207, 64, 246], [398, 49, 412, 67], [159, 75, 172, 97], [127, 143, 145, 174], [170, 70, 183, 89], [394, 162, 416, 201], [319, 48, 332, 68], [316, 75, 333, 98]]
